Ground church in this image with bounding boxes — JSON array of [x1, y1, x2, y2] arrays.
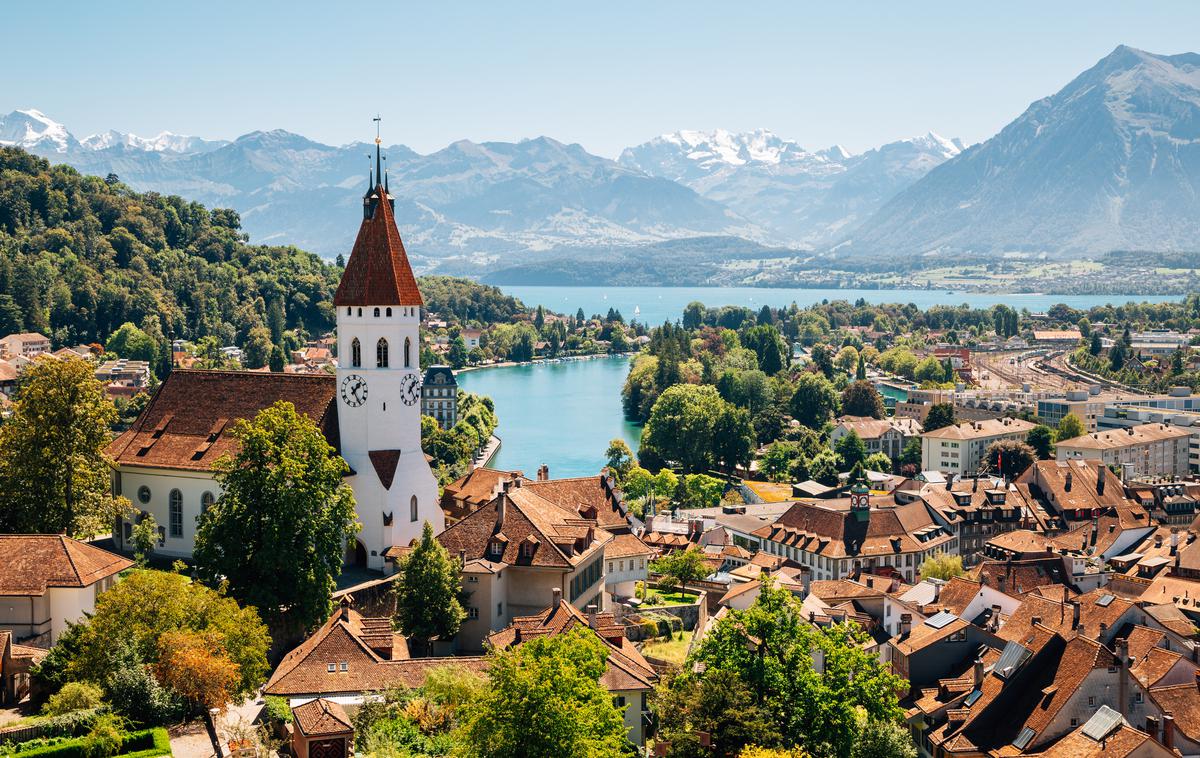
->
[[107, 139, 442, 572]]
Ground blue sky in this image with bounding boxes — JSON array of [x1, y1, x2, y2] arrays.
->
[[5, 1, 1198, 157]]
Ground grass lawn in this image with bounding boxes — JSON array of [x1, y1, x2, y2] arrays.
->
[[642, 630, 693, 665], [637, 581, 698, 606]]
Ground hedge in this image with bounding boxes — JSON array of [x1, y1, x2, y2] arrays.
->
[[5, 728, 171, 758]]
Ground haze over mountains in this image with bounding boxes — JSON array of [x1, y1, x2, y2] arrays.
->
[[3, 45, 1198, 277]]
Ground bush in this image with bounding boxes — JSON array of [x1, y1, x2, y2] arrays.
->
[[262, 696, 293, 725], [42, 683, 105, 717], [3, 728, 169, 758]]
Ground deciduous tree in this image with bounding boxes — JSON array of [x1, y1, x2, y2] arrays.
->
[[454, 627, 629, 758], [194, 401, 359, 632], [0, 357, 125, 537], [1055, 413, 1086, 442], [789, 373, 838, 429], [841, 381, 885, 419], [922, 403, 956, 432], [919, 554, 964, 580], [984, 439, 1036, 478], [650, 546, 710, 598], [1026, 425, 1055, 459]]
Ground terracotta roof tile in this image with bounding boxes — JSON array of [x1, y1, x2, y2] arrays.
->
[[1149, 681, 1200, 743], [524, 475, 631, 533], [605, 533, 652, 560], [0, 535, 132, 595], [107, 370, 339, 471], [333, 186, 422, 307], [291, 698, 353, 737]]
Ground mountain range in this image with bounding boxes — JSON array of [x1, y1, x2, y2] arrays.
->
[[3, 45, 1198, 276]]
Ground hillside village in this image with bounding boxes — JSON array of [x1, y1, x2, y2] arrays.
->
[[4, 146, 1200, 758]]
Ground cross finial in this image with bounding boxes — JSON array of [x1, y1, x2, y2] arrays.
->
[[373, 114, 382, 145], [372, 115, 383, 186]]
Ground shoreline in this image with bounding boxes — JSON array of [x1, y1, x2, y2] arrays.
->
[[453, 351, 635, 376]]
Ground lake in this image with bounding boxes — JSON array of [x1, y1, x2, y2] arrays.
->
[[456, 355, 641, 479], [500, 285, 1181, 326], [461, 286, 1182, 477]]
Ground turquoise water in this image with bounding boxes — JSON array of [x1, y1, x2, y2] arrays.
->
[[500, 285, 1181, 326], [456, 356, 641, 479]]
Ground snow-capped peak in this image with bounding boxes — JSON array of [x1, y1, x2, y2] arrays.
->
[[80, 129, 223, 153], [0, 109, 75, 153], [899, 131, 962, 159]]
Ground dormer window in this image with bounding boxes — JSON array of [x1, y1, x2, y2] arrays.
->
[[327, 663, 335, 672]]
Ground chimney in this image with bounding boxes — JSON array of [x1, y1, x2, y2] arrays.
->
[[1163, 714, 1175, 751], [1171, 530, 1180, 555], [990, 604, 1002, 632], [1065, 471, 1073, 492], [459, 549, 466, 566], [339, 595, 352, 621], [512, 476, 523, 489], [1031, 615, 1042, 627], [1117, 637, 1128, 716], [1070, 600, 1080, 630], [501, 479, 513, 494], [496, 496, 506, 529], [538, 464, 549, 482], [552, 587, 562, 607], [1146, 715, 1159, 743], [900, 613, 912, 637], [802, 568, 811, 598], [586, 604, 598, 629], [973, 657, 984, 687], [973, 475, 979, 492], [1097, 465, 1106, 496]]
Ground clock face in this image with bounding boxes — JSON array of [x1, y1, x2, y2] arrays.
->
[[400, 373, 421, 406], [341, 374, 368, 407]]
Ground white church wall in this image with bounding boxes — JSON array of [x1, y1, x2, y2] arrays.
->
[[115, 466, 219, 559]]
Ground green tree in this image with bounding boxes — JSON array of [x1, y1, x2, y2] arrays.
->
[[640, 384, 727, 473], [841, 381, 885, 419], [448, 336, 469, 369], [760, 442, 802, 483], [651, 546, 710, 597], [653, 469, 680, 508], [654, 670, 783, 758], [1026, 425, 1055, 459], [131, 515, 159, 568], [42, 681, 105, 716], [242, 326, 273, 369], [863, 452, 893, 473], [454, 627, 629, 758], [851, 718, 917, 758], [834, 430, 867, 471], [713, 405, 754, 474], [1089, 332, 1103, 356], [194, 401, 359, 632], [64, 570, 269, 707], [922, 403, 956, 432], [900, 438, 923, 470], [604, 438, 635, 482], [913, 356, 946, 384], [688, 578, 905, 756], [395, 522, 466, 657], [807, 450, 840, 486], [919, 554, 964, 581], [834, 346, 859, 376], [855, 352, 867, 381], [983, 439, 1036, 478], [1055, 412, 1086, 442], [268, 344, 286, 372], [104, 322, 157, 363], [683, 301, 705, 330], [0, 357, 124, 537], [680, 473, 725, 509], [789, 373, 839, 429]]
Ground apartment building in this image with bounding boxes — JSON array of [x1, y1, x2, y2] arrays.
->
[[921, 417, 1037, 475], [1055, 423, 1192, 478]]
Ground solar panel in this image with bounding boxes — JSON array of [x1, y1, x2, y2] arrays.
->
[[963, 689, 982, 707], [1096, 593, 1115, 607], [1081, 706, 1123, 741], [1012, 727, 1036, 750], [924, 611, 958, 629], [994, 640, 1032, 679]]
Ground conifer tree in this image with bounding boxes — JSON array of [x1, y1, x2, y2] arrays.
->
[[394, 521, 467, 657]]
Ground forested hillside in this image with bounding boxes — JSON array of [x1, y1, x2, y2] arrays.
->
[[0, 146, 340, 373]]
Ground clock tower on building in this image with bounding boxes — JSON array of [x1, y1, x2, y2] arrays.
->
[[333, 133, 442, 570]]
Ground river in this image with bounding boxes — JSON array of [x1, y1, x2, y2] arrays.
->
[[459, 286, 1181, 478], [499, 285, 1180, 327], [456, 355, 640, 479]]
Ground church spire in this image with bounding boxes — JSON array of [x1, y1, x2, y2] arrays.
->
[[374, 114, 383, 187]]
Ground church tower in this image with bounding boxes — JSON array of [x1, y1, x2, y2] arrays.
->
[[333, 132, 442, 571]]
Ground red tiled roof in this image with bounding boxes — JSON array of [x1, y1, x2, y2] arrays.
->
[[264, 605, 486, 697], [333, 186, 422, 307], [107, 370, 339, 471], [524, 475, 631, 533], [605, 533, 652, 559], [0, 535, 132, 595], [291, 698, 353, 737], [1149, 681, 1200, 743], [486, 601, 656, 692]]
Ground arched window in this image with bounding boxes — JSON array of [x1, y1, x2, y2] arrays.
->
[[201, 491, 214, 516], [351, 338, 361, 368], [373, 307, 380, 317], [357, 307, 362, 317], [410, 495, 419, 522], [386, 308, 392, 317], [404, 337, 411, 367], [377, 338, 389, 368], [169, 489, 183, 538], [346, 307, 352, 316]]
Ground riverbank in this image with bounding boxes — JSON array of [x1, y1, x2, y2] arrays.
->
[[454, 351, 636, 375]]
